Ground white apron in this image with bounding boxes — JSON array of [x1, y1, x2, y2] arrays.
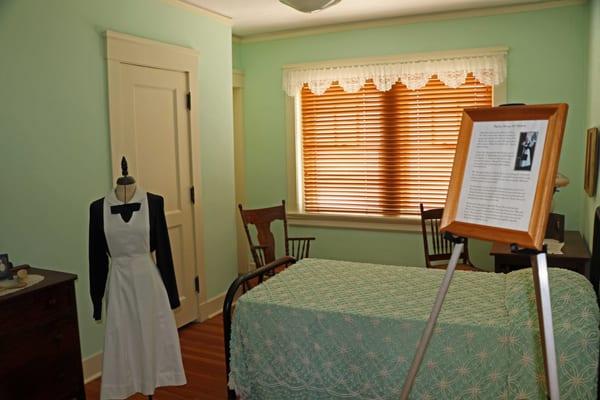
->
[[101, 189, 186, 400]]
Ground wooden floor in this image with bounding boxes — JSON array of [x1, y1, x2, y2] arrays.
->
[[85, 315, 228, 400]]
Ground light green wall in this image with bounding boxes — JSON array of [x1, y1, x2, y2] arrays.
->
[[583, 0, 600, 245], [238, 4, 589, 269], [233, 41, 242, 70], [0, 0, 237, 358]]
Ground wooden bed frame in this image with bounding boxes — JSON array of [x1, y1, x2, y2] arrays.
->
[[224, 211, 600, 400]]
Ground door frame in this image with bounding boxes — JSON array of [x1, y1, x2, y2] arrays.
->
[[106, 31, 207, 310], [232, 70, 250, 274]]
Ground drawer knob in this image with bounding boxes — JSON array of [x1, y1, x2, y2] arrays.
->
[[48, 298, 57, 306], [54, 333, 64, 341]]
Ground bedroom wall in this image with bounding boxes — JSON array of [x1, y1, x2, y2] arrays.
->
[[0, 0, 237, 359], [583, 0, 600, 246], [233, 40, 243, 70], [237, 3, 589, 268]]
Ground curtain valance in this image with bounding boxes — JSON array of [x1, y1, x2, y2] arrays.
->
[[283, 50, 507, 96]]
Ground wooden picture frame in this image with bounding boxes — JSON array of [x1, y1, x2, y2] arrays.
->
[[441, 104, 568, 250], [584, 127, 599, 196]]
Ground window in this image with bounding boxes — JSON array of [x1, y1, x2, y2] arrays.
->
[[299, 74, 493, 218], [284, 48, 507, 228]]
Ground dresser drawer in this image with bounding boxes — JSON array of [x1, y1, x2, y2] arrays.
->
[[0, 352, 83, 400], [0, 282, 74, 332], [0, 317, 83, 399], [0, 316, 79, 369]]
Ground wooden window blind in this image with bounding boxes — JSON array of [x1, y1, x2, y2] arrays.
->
[[300, 73, 492, 217]]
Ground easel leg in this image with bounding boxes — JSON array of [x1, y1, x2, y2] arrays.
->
[[400, 242, 464, 400], [531, 253, 560, 399]]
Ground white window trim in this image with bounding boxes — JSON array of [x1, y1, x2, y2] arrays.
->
[[286, 47, 508, 232]]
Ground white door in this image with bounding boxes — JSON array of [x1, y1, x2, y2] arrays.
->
[[112, 63, 199, 327]]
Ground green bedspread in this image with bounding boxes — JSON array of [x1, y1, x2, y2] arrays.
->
[[229, 258, 599, 399]]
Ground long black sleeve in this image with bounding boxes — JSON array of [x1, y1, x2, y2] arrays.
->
[[89, 199, 109, 321], [149, 194, 181, 310]]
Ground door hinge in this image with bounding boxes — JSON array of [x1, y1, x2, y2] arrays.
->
[[186, 92, 191, 110], [190, 186, 195, 204], [194, 276, 200, 293]]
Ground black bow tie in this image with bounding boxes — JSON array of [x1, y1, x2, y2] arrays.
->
[[110, 203, 141, 223]]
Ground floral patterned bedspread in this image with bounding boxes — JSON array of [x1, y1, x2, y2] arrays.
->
[[229, 258, 599, 399]]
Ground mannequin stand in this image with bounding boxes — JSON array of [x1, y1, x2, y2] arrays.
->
[[400, 238, 560, 400]]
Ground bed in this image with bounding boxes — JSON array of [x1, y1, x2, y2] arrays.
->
[[224, 257, 599, 399]]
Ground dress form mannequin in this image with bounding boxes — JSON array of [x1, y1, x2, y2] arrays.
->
[[115, 157, 137, 203], [115, 182, 137, 203], [110, 158, 141, 223], [90, 169, 186, 400], [112, 158, 153, 400]]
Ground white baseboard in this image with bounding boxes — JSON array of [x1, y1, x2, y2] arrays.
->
[[82, 351, 103, 383], [198, 291, 226, 320], [81, 292, 228, 384]]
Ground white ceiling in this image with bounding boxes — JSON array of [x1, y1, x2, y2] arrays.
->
[[184, 0, 552, 37]]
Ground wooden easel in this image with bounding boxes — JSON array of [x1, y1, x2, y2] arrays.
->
[[400, 236, 560, 399], [401, 103, 568, 400]]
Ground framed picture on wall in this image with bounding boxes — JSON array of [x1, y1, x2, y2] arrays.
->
[[584, 127, 599, 196], [440, 104, 568, 250]]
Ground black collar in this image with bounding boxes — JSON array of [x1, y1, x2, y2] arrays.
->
[[110, 203, 141, 223]]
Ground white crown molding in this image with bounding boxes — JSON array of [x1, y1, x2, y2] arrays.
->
[[162, 0, 232, 25], [237, 0, 585, 43]]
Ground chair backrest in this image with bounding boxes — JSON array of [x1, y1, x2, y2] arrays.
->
[[419, 203, 470, 267], [238, 200, 289, 267]]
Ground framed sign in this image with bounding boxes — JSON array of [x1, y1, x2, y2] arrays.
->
[[441, 104, 568, 250]]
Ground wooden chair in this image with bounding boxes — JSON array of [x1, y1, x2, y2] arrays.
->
[[419, 203, 480, 272], [238, 200, 315, 270]]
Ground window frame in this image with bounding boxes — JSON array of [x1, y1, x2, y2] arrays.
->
[[285, 48, 507, 232]]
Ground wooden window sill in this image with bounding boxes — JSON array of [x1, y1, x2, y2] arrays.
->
[[287, 212, 421, 232]]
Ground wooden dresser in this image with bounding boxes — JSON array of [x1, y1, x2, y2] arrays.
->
[[0, 268, 85, 400]]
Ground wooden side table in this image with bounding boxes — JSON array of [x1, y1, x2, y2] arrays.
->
[[490, 230, 591, 278]]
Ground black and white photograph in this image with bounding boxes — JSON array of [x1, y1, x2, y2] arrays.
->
[[0, 254, 10, 280], [514, 131, 538, 171]]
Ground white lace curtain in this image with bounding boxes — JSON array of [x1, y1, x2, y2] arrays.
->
[[283, 51, 507, 96]]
